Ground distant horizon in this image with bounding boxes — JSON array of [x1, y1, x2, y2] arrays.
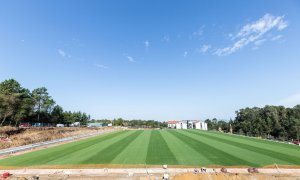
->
[[3, 77, 300, 122], [1, 0, 300, 121]]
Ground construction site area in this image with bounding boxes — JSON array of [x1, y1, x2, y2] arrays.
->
[[1, 166, 300, 180]]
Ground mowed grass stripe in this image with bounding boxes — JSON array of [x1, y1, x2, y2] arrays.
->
[[161, 130, 211, 166], [188, 130, 300, 165], [0, 130, 127, 166], [146, 130, 178, 165], [46, 130, 135, 165], [180, 130, 287, 166], [168, 130, 257, 166], [210, 131, 300, 151], [111, 130, 151, 164], [206, 131, 300, 157], [82, 130, 143, 164], [182, 130, 291, 166]]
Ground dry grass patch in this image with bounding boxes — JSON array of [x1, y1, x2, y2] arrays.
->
[[0, 127, 100, 149]]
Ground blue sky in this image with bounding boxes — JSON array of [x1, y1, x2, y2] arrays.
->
[[1, 0, 300, 121]]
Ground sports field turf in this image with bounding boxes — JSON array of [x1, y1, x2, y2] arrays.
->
[[0, 129, 300, 167]]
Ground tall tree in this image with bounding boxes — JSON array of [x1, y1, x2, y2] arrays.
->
[[51, 105, 64, 124], [11, 88, 34, 126], [0, 79, 30, 126], [232, 105, 300, 140], [32, 87, 55, 122]]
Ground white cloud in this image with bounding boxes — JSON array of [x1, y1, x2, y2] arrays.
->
[[236, 14, 287, 38], [271, 34, 282, 41], [127, 56, 136, 62], [254, 38, 266, 46], [278, 92, 300, 107], [183, 51, 188, 57], [58, 49, 71, 58], [58, 49, 66, 57], [144, 40, 150, 48], [199, 44, 211, 53], [277, 20, 288, 30], [215, 14, 288, 56], [95, 64, 109, 69]]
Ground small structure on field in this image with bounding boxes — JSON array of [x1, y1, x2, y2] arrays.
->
[[248, 167, 259, 173], [87, 122, 103, 128], [220, 167, 228, 173], [56, 124, 65, 127], [70, 122, 80, 127]]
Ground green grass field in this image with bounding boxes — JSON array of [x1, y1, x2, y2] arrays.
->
[[1, 129, 300, 167]]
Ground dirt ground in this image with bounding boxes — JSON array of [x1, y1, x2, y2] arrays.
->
[[172, 173, 300, 180], [2, 172, 300, 180], [1, 163, 300, 170], [0, 127, 110, 149], [1, 168, 300, 180]]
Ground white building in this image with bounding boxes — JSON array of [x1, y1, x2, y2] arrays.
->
[[176, 122, 187, 129], [56, 124, 65, 127], [167, 120, 207, 130], [195, 121, 208, 130], [167, 120, 177, 128], [70, 122, 80, 127], [175, 122, 181, 129]]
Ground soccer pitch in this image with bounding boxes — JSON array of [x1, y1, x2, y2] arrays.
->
[[1, 129, 300, 168]]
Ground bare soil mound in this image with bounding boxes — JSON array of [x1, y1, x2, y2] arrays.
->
[[0, 127, 100, 149]]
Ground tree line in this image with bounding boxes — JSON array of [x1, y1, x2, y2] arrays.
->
[[205, 105, 300, 141], [91, 118, 167, 128], [205, 118, 230, 132], [0, 79, 90, 126]]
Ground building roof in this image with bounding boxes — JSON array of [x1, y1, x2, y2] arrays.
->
[[183, 120, 204, 123], [167, 120, 178, 124], [167, 120, 206, 124]]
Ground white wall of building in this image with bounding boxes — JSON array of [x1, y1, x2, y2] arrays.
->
[[182, 123, 187, 129], [194, 121, 208, 130], [201, 122, 205, 130], [168, 124, 176, 128], [170, 120, 207, 130]]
